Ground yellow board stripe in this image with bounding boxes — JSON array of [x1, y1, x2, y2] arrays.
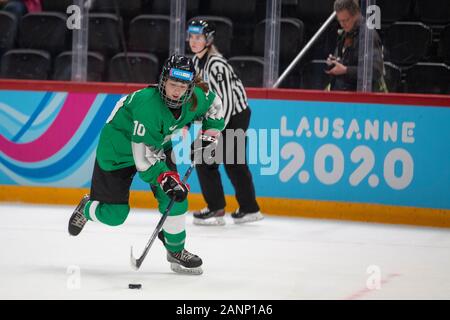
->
[[1, 185, 449, 228]]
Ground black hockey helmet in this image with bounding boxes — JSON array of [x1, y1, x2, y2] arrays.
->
[[158, 54, 196, 109], [186, 18, 215, 44]]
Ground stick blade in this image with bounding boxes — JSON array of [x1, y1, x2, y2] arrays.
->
[[130, 246, 141, 270]]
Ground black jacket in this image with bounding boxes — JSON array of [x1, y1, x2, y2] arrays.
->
[[330, 20, 385, 92]]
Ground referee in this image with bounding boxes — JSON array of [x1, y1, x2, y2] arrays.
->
[[187, 18, 263, 225]]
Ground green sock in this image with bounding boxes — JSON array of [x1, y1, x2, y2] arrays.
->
[[162, 230, 186, 252], [84, 201, 130, 226]]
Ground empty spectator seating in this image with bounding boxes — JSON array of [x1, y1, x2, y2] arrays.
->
[[208, 0, 257, 20], [52, 51, 105, 82], [376, 0, 413, 25], [278, 73, 301, 89], [296, 0, 334, 24], [229, 23, 255, 56], [306, 20, 338, 61], [1, 0, 447, 98], [254, 18, 304, 64], [128, 15, 169, 60], [189, 16, 233, 57], [404, 63, 449, 94], [299, 59, 330, 90], [88, 13, 122, 57], [0, 49, 51, 80], [90, 0, 142, 18], [228, 56, 264, 87], [108, 52, 159, 83], [415, 0, 450, 25], [383, 62, 403, 93], [296, 0, 334, 47], [0, 11, 17, 57], [150, 0, 200, 19], [439, 25, 450, 64], [384, 22, 432, 65], [281, 0, 300, 19], [18, 12, 68, 55], [41, 0, 73, 12]]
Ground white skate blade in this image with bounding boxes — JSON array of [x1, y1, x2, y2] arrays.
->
[[193, 217, 226, 226], [233, 212, 264, 224], [170, 263, 203, 275]]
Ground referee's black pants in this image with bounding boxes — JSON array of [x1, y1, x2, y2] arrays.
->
[[196, 107, 260, 213]]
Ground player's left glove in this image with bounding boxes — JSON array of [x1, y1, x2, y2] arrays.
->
[[157, 171, 190, 202]]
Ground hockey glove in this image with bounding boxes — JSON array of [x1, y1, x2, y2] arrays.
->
[[190, 130, 220, 164], [157, 171, 190, 202]]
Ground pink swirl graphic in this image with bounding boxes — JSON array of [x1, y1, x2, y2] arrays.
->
[[0, 93, 96, 162]]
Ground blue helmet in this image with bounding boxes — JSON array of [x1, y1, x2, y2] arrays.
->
[[186, 18, 215, 44]]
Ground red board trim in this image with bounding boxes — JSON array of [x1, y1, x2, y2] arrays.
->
[[1, 79, 449, 107]]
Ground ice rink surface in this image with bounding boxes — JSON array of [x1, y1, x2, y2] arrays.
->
[[0, 203, 449, 300]]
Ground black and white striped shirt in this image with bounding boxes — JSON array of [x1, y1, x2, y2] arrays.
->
[[193, 54, 248, 127]]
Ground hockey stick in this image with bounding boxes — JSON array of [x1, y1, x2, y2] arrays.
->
[[130, 163, 196, 270]]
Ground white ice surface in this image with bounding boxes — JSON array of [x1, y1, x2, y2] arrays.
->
[[0, 203, 449, 300]]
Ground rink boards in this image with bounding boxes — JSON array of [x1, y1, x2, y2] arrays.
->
[[0, 80, 449, 227]]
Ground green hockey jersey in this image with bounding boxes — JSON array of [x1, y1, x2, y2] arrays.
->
[[96, 86, 224, 185]]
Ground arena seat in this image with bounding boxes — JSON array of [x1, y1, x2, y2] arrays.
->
[[108, 52, 159, 84], [439, 25, 450, 64], [228, 55, 264, 87], [254, 18, 304, 64], [128, 15, 169, 60], [150, 0, 200, 19], [18, 12, 68, 55], [404, 62, 450, 94], [384, 22, 432, 66], [207, 0, 257, 20], [376, 0, 413, 25], [0, 11, 17, 57], [90, 0, 142, 18], [88, 13, 122, 57], [299, 59, 330, 90], [415, 0, 450, 25], [41, 0, 73, 12], [383, 62, 403, 93], [296, 0, 334, 23], [0, 49, 51, 80], [52, 51, 105, 82]]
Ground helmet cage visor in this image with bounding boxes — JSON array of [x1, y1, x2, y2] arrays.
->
[[158, 68, 195, 109]]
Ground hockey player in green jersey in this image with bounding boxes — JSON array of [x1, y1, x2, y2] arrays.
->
[[68, 54, 224, 275]]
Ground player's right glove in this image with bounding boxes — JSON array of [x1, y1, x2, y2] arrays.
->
[[190, 130, 220, 164], [157, 171, 190, 202]]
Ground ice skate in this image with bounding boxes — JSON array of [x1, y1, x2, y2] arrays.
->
[[68, 194, 90, 236], [158, 231, 203, 275], [193, 207, 226, 226], [231, 209, 264, 224]]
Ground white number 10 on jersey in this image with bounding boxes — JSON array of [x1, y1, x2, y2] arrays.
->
[[133, 121, 146, 136]]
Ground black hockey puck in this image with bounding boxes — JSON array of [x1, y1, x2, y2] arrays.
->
[[128, 283, 142, 289]]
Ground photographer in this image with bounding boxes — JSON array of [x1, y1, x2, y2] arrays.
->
[[326, 0, 385, 92]]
